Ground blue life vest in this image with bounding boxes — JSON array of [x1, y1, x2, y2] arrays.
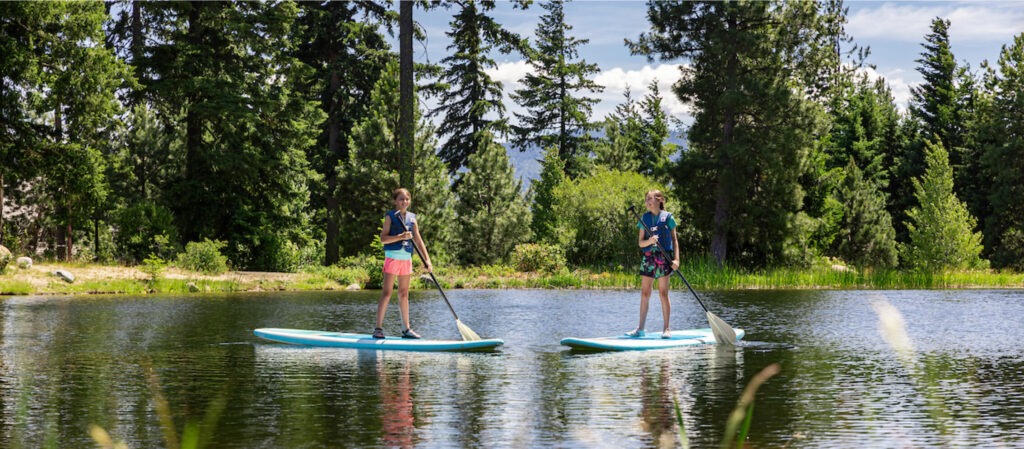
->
[[641, 211, 673, 253], [383, 210, 416, 254]]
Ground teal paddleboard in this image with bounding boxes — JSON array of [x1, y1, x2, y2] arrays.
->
[[254, 328, 503, 352], [560, 328, 745, 351]]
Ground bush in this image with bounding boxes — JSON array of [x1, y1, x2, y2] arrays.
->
[[177, 239, 229, 274], [140, 255, 167, 289], [113, 203, 180, 263], [511, 243, 566, 273], [552, 169, 671, 266]]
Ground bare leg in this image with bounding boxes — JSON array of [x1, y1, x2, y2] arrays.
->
[[396, 274, 412, 330], [376, 272, 398, 329], [638, 276, 655, 331], [658, 276, 671, 332]]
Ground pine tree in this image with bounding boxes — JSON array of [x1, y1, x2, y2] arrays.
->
[[340, 61, 456, 258], [981, 34, 1024, 270], [291, 1, 391, 265], [892, 17, 974, 243], [511, 0, 603, 178], [900, 141, 984, 271], [834, 158, 897, 268], [594, 82, 677, 183], [134, 2, 323, 269], [630, 1, 836, 267], [530, 146, 567, 244], [455, 133, 533, 265], [434, 0, 524, 175]]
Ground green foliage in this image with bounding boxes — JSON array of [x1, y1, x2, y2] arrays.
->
[[981, 34, 1024, 270], [834, 159, 898, 268], [594, 82, 677, 184], [511, 0, 603, 178], [113, 203, 180, 263], [900, 142, 985, 271], [140, 255, 167, 289], [511, 243, 566, 273], [435, 0, 523, 174], [455, 132, 533, 265], [338, 60, 457, 257], [177, 239, 229, 275], [553, 169, 669, 265], [631, 1, 835, 267], [530, 146, 566, 244]]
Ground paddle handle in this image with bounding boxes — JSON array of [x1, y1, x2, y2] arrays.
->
[[393, 215, 459, 320], [627, 205, 711, 314]]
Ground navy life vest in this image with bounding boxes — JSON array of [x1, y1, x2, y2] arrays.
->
[[383, 210, 416, 253], [641, 210, 673, 253]]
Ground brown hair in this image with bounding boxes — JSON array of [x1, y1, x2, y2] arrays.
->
[[392, 188, 411, 200], [646, 190, 665, 210]]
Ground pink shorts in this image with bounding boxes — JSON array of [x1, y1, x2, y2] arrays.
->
[[383, 257, 412, 276]]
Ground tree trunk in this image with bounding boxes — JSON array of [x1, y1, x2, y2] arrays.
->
[[711, 17, 739, 267], [130, 0, 144, 105], [0, 171, 5, 245], [66, 203, 73, 260], [325, 50, 341, 266], [399, 0, 414, 191], [182, 2, 204, 243], [94, 218, 100, 261]]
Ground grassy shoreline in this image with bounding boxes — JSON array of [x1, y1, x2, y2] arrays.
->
[[2, 259, 1023, 296]]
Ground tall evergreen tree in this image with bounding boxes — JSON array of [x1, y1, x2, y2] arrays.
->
[[434, 0, 525, 175], [630, 1, 837, 266], [900, 141, 984, 271], [138, 2, 323, 269], [827, 75, 904, 188], [512, 0, 603, 178], [834, 158, 897, 268], [455, 132, 533, 265], [594, 82, 677, 184], [339, 61, 456, 258], [0, 1, 129, 259], [892, 17, 974, 243], [530, 145, 567, 244], [292, 1, 391, 265], [981, 34, 1024, 270]]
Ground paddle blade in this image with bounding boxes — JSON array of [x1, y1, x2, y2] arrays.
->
[[456, 319, 482, 341], [707, 311, 737, 345]]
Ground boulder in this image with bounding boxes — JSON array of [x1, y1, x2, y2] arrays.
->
[[16, 257, 32, 269], [0, 245, 10, 272], [186, 282, 201, 292], [345, 283, 361, 291], [54, 269, 75, 283]]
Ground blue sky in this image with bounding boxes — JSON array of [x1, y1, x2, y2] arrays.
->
[[396, 1, 1024, 124]]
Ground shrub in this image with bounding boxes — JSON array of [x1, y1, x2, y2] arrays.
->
[[177, 239, 229, 274], [140, 255, 167, 289], [511, 243, 566, 273], [552, 169, 671, 266], [113, 203, 180, 263]]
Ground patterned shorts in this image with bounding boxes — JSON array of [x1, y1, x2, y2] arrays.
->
[[640, 251, 673, 279]]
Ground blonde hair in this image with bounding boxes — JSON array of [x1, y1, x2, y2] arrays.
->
[[646, 190, 665, 210], [392, 188, 411, 200]]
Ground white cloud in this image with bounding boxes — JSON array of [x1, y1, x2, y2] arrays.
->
[[593, 64, 690, 118], [857, 66, 918, 112], [486, 59, 535, 90], [848, 3, 1024, 42]]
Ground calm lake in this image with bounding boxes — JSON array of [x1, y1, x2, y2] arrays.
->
[[2, 289, 1022, 448]]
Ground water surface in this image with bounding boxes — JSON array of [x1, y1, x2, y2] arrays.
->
[[2, 289, 1022, 448]]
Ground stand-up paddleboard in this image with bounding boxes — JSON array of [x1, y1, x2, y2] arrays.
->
[[561, 328, 744, 351], [254, 328, 503, 352]]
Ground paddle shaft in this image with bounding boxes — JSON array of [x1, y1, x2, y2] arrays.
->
[[628, 205, 712, 314], [393, 214, 460, 320]]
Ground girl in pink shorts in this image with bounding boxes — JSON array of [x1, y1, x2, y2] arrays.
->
[[374, 188, 433, 339]]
